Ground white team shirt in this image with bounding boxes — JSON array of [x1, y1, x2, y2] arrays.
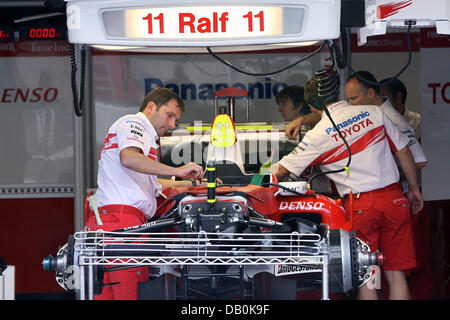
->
[[277, 101, 409, 197], [403, 106, 421, 140], [379, 99, 426, 163], [95, 112, 161, 219]]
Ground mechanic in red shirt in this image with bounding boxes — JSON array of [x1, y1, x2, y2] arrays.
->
[[85, 88, 204, 300], [270, 71, 423, 300]]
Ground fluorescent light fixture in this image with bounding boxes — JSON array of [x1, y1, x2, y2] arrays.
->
[[91, 40, 321, 53]]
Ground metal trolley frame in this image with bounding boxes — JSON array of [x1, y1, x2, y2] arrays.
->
[[73, 230, 331, 300]]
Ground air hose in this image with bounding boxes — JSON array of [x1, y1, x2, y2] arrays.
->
[[70, 44, 86, 117], [307, 66, 352, 187]]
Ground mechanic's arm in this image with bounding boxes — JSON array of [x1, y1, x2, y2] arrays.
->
[[120, 147, 203, 180], [158, 177, 223, 189], [285, 112, 321, 139], [404, 131, 427, 171], [269, 163, 292, 182], [157, 178, 193, 189], [415, 160, 427, 171], [395, 146, 424, 214]]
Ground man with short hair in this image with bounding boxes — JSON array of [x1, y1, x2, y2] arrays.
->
[[276, 85, 311, 122], [345, 71, 427, 191], [86, 87, 204, 300], [278, 86, 322, 139], [275, 85, 332, 193], [270, 73, 423, 300], [379, 77, 421, 140]]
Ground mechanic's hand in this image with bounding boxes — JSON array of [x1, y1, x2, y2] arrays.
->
[[407, 187, 423, 215], [176, 162, 204, 180], [285, 117, 303, 139], [195, 177, 223, 186]]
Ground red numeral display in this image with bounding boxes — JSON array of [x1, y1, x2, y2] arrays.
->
[[243, 11, 264, 32], [142, 10, 265, 35], [29, 28, 56, 38], [143, 13, 164, 34]]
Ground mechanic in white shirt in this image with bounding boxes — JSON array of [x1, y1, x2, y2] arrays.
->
[[286, 74, 427, 173], [379, 77, 421, 140], [86, 88, 204, 300], [345, 72, 426, 168], [276, 85, 332, 194], [345, 71, 427, 193], [270, 72, 423, 300]]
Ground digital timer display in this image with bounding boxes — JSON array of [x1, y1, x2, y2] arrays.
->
[[0, 26, 14, 41], [19, 26, 67, 41]]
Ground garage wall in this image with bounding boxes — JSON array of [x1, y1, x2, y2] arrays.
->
[[0, 29, 449, 295]]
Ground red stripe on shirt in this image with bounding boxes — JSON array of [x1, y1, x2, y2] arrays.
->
[[103, 143, 118, 151], [314, 126, 386, 165], [99, 134, 118, 159], [148, 147, 158, 161], [385, 134, 398, 153]]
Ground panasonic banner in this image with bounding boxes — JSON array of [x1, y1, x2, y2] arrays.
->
[[92, 49, 329, 120], [0, 40, 329, 190], [91, 48, 330, 163]]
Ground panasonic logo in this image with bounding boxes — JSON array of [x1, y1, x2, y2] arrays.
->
[[325, 111, 371, 135], [145, 77, 287, 100]]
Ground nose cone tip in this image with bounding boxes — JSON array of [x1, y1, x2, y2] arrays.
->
[[377, 252, 384, 266]]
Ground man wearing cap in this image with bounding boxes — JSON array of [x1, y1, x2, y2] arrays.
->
[[270, 72, 423, 300]]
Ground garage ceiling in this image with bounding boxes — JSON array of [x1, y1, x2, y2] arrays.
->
[[0, 0, 66, 26]]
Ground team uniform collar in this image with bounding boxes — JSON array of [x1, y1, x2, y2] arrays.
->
[[321, 100, 349, 119], [381, 97, 389, 107], [137, 112, 158, 139]]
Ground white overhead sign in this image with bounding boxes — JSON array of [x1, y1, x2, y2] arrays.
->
[[66, 0, 341, 49], [103, 6, 303, 40]]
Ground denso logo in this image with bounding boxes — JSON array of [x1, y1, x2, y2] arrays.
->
[[1, 88, 58, 103], [279, 201, 324, 211]]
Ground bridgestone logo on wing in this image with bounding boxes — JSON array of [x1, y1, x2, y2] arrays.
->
[[275, 264, 321, 276]]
